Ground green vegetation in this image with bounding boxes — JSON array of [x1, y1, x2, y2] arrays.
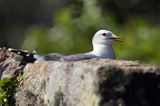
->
[[21, 0, 160, 65], [0, 72, 23, 106]]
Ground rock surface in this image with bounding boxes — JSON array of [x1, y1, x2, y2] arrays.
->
[[0, 48, 160, 106], [0, 48, 23, 79], [16, 59, 160, 106]]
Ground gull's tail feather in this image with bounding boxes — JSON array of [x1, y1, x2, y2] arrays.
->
[[7, 48, 63, 62], [7, 48, 37, 63], [34, 53, 63, 61]]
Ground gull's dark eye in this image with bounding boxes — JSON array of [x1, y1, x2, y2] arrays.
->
[[102, 33, 107, 36]]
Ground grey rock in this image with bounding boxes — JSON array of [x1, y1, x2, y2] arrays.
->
[[16, 59, 160, 106]]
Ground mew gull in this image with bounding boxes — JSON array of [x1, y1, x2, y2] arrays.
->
[[7, 29, 121, 61], [60, 29, 121, 61]]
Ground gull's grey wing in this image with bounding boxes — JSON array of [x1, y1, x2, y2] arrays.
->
[[34, 53, 63, 61], [61, 53, 98, 61]]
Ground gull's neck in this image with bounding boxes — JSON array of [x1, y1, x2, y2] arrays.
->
[[91, 44, 116, 59]]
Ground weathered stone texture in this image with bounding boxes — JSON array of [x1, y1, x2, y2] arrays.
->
[[1, 48, 160, 106], [0, 48, 23, 79], [16, 59, 160, 106]]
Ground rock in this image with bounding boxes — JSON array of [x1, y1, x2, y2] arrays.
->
[[15, 59, 160, 106], [0, 48, 24, 79], [0, 47, 160, 106]]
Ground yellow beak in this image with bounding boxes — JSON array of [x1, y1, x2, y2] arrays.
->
[[109, 36, 123, 42]]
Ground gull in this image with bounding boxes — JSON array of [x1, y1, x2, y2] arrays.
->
[[7, 29, 122, 62], [60, 29, 121, 61]]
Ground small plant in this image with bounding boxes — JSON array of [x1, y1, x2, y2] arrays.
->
[[0, 72, 23, 106]]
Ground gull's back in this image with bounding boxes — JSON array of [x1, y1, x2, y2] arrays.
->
[[60, 53, 98, 61]]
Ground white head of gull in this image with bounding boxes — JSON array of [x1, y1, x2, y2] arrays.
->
[[89, 29, 121, 59]]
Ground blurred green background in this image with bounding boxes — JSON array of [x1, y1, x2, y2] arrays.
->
[[0, 0, 160, 65]]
